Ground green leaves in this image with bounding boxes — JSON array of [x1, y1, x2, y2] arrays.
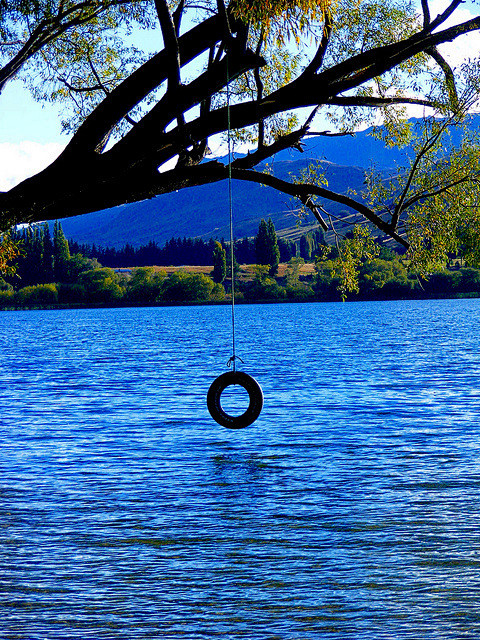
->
[[232, 0, 331, 44], [21, 2, 151, 132], [0, 232, 22, 278], [212, 240, 227, 283], [329, 225, 380, 299], [360, 107, 480, 277]]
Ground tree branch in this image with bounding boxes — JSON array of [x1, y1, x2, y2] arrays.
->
[[102, 47, 265, 172], [402, 175, 479, 211], [426, 46, 459, 111], [232, 120, 312, 170], [427, 0, 463, 32], [59, 13, 228, 157], [303, 9, 333, 76], [296, 16, 480, 105], [154, 0, 181, 92], [421, 0, 431, 29], [85, 54, 137, 127], [391, 118, 453, 230], [229, 168, 409, 247], [328, 96, 434, 109]]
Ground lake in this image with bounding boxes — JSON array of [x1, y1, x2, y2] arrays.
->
[[1, 299, 480, 639]]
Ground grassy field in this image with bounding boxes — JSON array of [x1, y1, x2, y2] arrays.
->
[[150, 263, 316, 280]]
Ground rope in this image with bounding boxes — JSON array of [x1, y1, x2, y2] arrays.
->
[[226, 59, 238, 372]]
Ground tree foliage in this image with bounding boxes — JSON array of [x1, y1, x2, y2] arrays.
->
[[2, 0, 480, 273], [212, 240, 227, 283], [255, 217, 280, 274], [0, 233, 23, 277], [7, 223, 480, 307], [162, 271, 216, 301]]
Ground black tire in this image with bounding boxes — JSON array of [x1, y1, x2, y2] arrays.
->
[[207, 371, 263, 429]]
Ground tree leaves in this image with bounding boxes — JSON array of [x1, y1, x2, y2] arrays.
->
[[232, 0, 331, 44], [321, 225, 380, 299]]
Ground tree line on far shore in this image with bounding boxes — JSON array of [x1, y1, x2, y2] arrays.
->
[[2, 219, 480, 309], [68, 224, 325, 268]]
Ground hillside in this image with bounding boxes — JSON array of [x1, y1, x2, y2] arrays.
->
[[59, 158, 369, 248], [58, 115, 480, 248]]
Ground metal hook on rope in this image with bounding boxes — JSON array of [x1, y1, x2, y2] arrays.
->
[[227, 355, 244, 371]]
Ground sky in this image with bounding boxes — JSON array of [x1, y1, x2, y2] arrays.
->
[[1, 0, 479, 192], [0, 82, 67, 190]]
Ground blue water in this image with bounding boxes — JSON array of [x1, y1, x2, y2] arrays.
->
[[2, 299, 480, 639]]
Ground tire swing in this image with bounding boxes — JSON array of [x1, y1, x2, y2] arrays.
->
[[206, 64, 263, 429], [207, 370, 263, 430]]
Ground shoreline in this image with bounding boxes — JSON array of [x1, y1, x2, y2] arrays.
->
[[3, 290, 480, 312]]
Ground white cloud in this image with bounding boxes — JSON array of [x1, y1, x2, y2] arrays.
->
[[0, 141, 64, 191]]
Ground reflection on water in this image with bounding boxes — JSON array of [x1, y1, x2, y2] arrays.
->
[[1, 300, 480, 638]]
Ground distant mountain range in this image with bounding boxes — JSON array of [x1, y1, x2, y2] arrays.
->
[[59, 115, 480, 249]]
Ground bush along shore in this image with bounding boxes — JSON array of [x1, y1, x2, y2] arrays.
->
[[4, 221, 480, 309], [3, 256, 480, 310]]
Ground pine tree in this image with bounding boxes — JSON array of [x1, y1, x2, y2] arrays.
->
[[53, 220, 71, 281], [31, 226, 44, 280], [41, 222, 54, 282], [18, 226, 38, 285], [278, 238, 296, 262]]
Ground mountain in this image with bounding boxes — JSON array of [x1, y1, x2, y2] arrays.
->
[[59, 159, 369, 248], [59, 115, 480, 249]]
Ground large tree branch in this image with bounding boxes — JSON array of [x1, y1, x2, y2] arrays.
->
[[59, 13, 230, 157], [294, 15, 480, 101], [0, 156, 406, 248], [144, 46, 451, 171], [1, 160, 229, 225], [24, 11, 480, 172], [3, 1, 480, 241], [0, 44, 266, 225], [203, 15, 480, 141], [228, 168, 409, 247], [154, 0, 181, 91], [11, 6, 475, 224], [101, 47, 266, 173]]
